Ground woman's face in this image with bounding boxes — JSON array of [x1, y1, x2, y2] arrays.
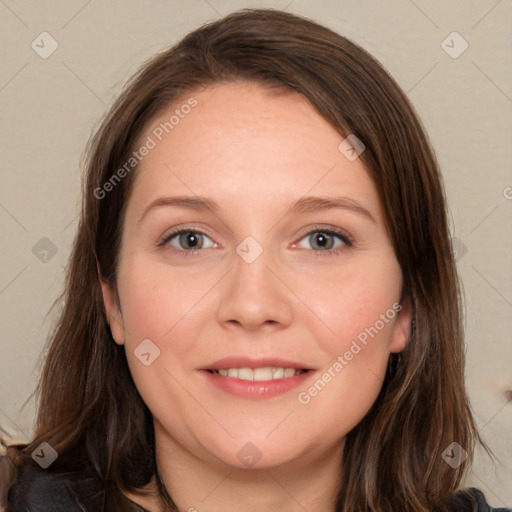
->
[[102, 81, 410, 471]]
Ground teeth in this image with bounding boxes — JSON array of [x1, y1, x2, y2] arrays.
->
[[213, 367, 305, 381], [238, 368, 254, 381], [272, 367, 284, 379], [254, 368, 273, 380]]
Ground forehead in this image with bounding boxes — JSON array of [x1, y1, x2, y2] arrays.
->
[[127, 81, 383, 223]]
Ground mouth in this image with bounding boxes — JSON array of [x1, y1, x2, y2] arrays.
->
[[199, 357, 315, 399]]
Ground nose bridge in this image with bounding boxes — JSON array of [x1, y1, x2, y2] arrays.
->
[[216, 236, 293, 329]]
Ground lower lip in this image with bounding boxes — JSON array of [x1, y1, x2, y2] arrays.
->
[[200, 370, 315, 399]]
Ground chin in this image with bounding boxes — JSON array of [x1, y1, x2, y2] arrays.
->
[[199, 435, 312, 472]]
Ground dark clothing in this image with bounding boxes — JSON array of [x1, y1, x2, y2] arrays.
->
[[6, 463, 512, 511], [6, 464, 104, 512]]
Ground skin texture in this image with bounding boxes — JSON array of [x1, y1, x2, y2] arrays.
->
[[101, 81, 411, 512]]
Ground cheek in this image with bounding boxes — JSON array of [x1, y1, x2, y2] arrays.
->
[[117, 256, 215, 342], [293, 258, 401, 410], [116, 256, 218, 402], [295, 286, 397, 436], [303, 256, 402, 349], [116, 258, 207, 437]]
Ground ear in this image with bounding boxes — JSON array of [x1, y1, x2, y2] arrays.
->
[[98, 267, 126, 346], [388, 297, 412, 353]]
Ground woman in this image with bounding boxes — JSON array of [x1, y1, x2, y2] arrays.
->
[[1, 8, 509, 512]]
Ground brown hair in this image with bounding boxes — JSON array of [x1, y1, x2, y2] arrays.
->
[[2, 8, 486, 511]]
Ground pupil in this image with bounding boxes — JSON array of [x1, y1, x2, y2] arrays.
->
[[314, 232, 331, 249], [182, 232, 200, 249]]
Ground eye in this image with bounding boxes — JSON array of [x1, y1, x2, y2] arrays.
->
[[158, 225, 353, 257], [293, 227, 352, 256], [159, 228, 218, 252]]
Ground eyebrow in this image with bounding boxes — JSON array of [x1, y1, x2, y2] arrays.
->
[[138, 194, 376, 224]]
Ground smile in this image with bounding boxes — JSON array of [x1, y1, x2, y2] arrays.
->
[[211, 367, 308, 381], [201, 368, 314, 400]]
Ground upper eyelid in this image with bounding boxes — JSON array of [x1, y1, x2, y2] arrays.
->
[[159, 224, 215, 245]]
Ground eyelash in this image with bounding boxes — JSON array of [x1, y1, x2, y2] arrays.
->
[[158, 225, 353, 258]]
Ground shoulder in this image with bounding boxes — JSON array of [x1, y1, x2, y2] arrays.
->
[[466, 487, 512, 512], [6, 463, 103, 512]]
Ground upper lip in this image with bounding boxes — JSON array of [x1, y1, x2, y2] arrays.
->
[[200, 356, 313, 371]]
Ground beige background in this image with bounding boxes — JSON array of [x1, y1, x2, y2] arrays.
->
[[1, 0, 511, 507]]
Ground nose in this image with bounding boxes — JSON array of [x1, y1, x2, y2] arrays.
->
[[216, 242, 294, 332]]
